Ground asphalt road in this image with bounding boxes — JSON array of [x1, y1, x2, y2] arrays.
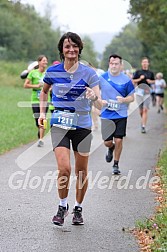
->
[[0, 101, 166, 252]]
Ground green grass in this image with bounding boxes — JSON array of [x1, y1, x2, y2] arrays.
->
[[135, 153, 167, 251], [0, 61, 27, 87], [149, 151, 167, 251], [0, 60, 44, 154], [0, 60, 51, 155], [0, 86, 38, 154], [135, 91, 167, 251]]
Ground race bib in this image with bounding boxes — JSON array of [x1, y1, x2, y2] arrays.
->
[[107, 99, 120, 111], [135, 87, 145, 96], [51, 110, 78, 130]]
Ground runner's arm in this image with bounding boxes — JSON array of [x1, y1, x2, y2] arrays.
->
[[116, 94, 134, 103], [38, 83, 50, 126], [24, 78, 42, 89]]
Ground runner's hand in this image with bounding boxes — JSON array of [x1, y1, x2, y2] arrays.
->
[[85, 87, 96, 100], [116, 96, 124, 103], [140, 75, 145, 80], [38, 114, 46, 128]]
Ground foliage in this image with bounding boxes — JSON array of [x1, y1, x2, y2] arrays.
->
[[129, 0, 167, 79], [0, 0, 61, 62], [0, 0, 98, 65], [81, 35, 99, 67], [101, 0, 167, 78], [101, 23, 143, 71]]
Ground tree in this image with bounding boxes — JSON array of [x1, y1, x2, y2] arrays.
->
[[0, 1, 98, 65], [0, 1, 61, 61], [81, 35, 99, 67], [129, 0, 167, 78], [101, 23, 143, 70]]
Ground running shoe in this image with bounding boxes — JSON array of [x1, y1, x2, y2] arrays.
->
[[160, 105, 164, 110], [52, 204, 69, 226], [37, 140, 44, 147], [112, 164, 121, 175], [105, 144, 115, 163], [141, 127, 146, 134], [72, 206, 84, 225]]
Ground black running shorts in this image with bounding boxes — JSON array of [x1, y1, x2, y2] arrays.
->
[[101, 118, 127, 141], [51, 127, 92, 153]]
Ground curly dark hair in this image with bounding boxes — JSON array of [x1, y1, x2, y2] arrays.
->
[[58, 32, 83, 61]]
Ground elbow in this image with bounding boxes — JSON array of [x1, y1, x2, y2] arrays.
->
[[24, 82, 29, 88]]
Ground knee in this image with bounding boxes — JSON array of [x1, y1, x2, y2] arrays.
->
[[115, 138, 122, 145], [143, 108, 148, 113], [104, 140, 112, 148], [58, 166, 71, 178]]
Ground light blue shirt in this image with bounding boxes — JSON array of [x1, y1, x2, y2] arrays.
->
[[100, 71, 135, 119]]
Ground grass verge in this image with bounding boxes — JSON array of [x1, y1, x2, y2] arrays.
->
[[0, 86, 37, 154], [132, 92, 167, 252], [0, 60, 50, 155]]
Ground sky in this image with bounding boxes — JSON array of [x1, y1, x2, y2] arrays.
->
[[20, 0, 130, 34]]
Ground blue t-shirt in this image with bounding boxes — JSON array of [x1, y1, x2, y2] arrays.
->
[[43, 62, 100, 128], [99, 71, 135, 119]]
